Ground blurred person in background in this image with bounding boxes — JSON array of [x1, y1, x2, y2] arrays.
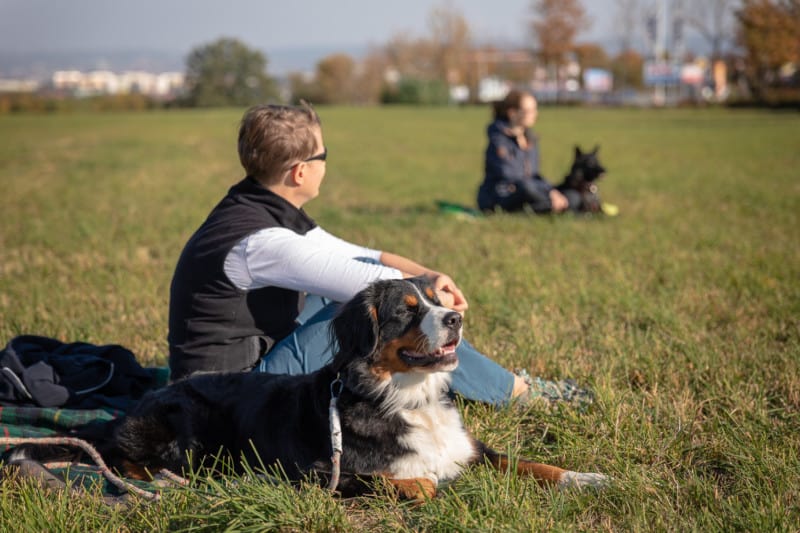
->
[[477, 89, 598, 214]]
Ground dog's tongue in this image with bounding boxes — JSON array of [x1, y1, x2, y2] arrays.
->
[[400, 344, 458, 366], [434, 341, 458, 355]]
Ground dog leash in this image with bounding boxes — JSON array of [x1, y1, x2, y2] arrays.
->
[[328, 373, 344, 492], [0, 436, 162, 500]]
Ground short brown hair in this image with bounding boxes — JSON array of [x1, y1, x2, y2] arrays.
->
[[237, 102, 321, 183]]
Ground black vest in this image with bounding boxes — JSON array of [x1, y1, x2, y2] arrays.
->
[[168, 177, 316, 380]]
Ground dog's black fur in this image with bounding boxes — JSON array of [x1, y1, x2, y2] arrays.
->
[[557, 145, 607, 213], [7, 277, 605, 499]]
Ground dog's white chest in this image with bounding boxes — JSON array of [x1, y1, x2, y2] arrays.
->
[[391, 403, 475, 483]]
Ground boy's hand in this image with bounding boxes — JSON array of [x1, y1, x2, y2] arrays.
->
[[430, 273, 468, 313]]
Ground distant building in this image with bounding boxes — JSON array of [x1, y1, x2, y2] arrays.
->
[[0, 79, 39, 93], [51, 70, 185, 99]]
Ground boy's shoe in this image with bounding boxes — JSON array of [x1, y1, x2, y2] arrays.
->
[[514, 369, 595, 409]]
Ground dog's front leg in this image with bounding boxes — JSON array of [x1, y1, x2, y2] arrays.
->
[[311, 469, 437, 500], [482, 448, 607, 489]]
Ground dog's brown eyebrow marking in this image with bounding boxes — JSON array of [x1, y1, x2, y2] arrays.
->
[[369, 306, 378, 320], [404, 294, 418, 307], [424, 287, 435, 300]]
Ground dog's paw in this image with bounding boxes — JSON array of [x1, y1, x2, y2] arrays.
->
[[558, 471, 609, 490], [388, 476, 438, 501]]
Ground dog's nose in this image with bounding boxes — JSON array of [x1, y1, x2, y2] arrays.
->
[[443, 312, 462, 330]]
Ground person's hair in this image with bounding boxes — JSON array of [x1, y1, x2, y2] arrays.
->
[[237, 102, 321, 183], [492, 89, 532, 121]]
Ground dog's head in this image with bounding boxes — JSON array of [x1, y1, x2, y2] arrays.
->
[[331, 277, 463, 405], [568, 145, 606, 188]]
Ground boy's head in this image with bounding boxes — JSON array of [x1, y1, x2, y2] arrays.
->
[[493, 89, 537, 128], [238, 103, 322, 184]]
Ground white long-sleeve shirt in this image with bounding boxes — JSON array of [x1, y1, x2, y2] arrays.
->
[[223, 226, 403, 302]]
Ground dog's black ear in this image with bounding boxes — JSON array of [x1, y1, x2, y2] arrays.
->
[[575, 145, 583, 157], [331, 288, 379, 369]]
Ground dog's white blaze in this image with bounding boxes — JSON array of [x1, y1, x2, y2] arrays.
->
[[412, 284, 461, 353], [390, 401, 475, 483]]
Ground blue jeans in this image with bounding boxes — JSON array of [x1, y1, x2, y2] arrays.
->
[[257, 294, 515, 406]]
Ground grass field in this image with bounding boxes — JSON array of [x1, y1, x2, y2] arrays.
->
[[1, 106, 799, 531]]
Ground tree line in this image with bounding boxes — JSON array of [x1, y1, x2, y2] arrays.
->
[[181, 0, 797, 107], [1, 0, 797, 112]]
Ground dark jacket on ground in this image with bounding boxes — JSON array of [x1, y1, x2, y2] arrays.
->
[[167, 177, 316, 381], [0, 335, 156, 409]]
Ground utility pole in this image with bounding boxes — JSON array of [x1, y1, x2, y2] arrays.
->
[[654, 0, 668, 105], [672, 0, 685, 62], [672, 0, 686, 101]]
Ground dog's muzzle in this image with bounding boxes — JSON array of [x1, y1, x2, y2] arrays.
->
[[398, 311, 462, 368]]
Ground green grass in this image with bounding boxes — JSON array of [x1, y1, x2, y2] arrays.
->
[[1, 106, 799, 531]]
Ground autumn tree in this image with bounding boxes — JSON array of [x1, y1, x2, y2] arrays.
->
[[373, 3, 476, 103], [735, 0, 800, 98], [530, 0, 590, 96], [184, 38, 277, 107], [353, 51, 391, 104], [611, 49, 645, 88], [427, 3, 472, 84], [314, 54, 357, 104], [287, 72, 322, 105], [288, 3, 473, 105], [379, 34, 453, 104], [611, 0, 641, 89], [573, 43, 611, 70], [482, 47, 538, 86], [383, 34, 438, 81], [288, 51, 387, 105]]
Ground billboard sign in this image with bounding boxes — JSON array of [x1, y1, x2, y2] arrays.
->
[[583, 68, 613, 93], [644, 61, 680, 86], [680, 64, 705, 85]]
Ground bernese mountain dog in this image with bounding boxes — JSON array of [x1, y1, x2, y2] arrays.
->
[[9, 277, 606, 500]]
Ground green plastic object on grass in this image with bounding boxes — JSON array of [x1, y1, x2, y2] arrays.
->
[[436, 200, 483, 218]]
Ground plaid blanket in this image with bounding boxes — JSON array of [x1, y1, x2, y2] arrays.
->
[[1, 366, 169, 448], [0, 405, 122, 449], [1, 367, 170, 497]]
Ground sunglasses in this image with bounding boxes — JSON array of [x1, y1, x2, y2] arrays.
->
[[304, 147, 327, 162]]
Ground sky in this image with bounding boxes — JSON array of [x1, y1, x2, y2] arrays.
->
[[0, 0, 621, 55]]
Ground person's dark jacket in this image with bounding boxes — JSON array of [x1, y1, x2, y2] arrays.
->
[[477, 119, 553, 211]]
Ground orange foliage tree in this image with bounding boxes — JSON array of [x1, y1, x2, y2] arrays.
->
[[573, 43, 611, 70], [611, 50, 644, 89], [529, 0, 590, 95], [735, 0, 800, 98]]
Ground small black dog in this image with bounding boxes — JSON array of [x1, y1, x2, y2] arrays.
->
[[557, 145, 607, 213], [8, 278, 606, 500]]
